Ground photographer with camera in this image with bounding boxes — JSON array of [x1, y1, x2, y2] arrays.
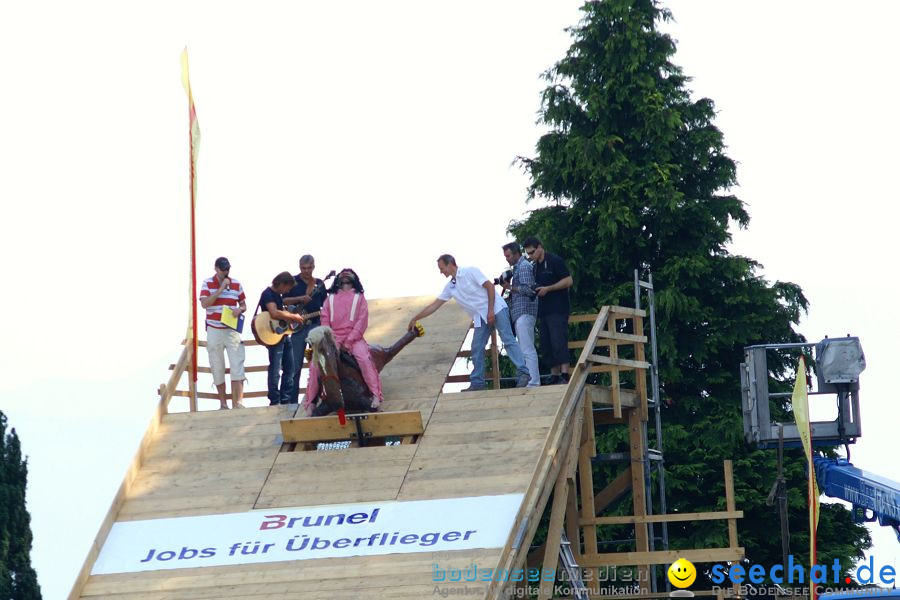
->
[[493, 268, 514, 299], [501, 242, 540, 387]]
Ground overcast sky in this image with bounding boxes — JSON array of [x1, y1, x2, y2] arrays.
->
[[1, 2, 898, 598]]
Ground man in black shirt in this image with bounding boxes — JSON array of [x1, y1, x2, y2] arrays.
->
[[522, 236, 574, 385], [260, 272, 305, 405], [284, 254, 328, 403]]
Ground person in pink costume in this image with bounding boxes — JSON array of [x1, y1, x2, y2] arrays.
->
[[303, 268, 383, 413]]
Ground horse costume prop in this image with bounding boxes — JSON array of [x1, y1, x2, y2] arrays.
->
[[302, 323, 425, 417]]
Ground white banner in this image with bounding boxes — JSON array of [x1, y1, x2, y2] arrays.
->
[[92, 493, 524, 574]]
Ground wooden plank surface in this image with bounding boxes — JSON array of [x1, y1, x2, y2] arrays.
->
[[280, 410, 424, 443], [73, 301, 685, 600]]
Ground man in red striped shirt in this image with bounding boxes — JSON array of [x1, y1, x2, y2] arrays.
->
[[199, 257, 247, 409]]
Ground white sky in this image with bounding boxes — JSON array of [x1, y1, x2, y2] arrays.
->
[[1, 1, 898, 597]]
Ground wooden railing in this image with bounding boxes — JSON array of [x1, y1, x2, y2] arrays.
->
[[444, 310, 647, 392], [159, 337, 316, 414], [164, 308, 651, 412]]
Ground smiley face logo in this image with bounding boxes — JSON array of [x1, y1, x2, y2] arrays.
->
[[667, 558, 696, 588]]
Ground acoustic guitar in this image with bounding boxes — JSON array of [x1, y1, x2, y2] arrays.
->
[[251, 271, 336, 347], [252, 309, 321, 347]]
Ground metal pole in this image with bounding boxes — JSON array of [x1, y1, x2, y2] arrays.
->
[[635, 270, 669, 592], [648, 274, 669, 556], [777, 424, 791, 572]]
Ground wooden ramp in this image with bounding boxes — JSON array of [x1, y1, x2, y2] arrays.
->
[[71, 300, 743, 600], [71, 296, 578, 600]]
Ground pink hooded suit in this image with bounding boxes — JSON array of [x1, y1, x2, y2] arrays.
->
[[305, 289, 383, 406]]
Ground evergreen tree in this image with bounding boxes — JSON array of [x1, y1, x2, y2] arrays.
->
[[0, 411, 42, 599], [511, 0, 869, 580]]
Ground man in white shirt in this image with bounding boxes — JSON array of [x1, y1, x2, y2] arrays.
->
[[407, 254, 530, 391]]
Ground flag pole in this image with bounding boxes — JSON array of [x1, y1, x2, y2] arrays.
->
[[181, 48, 200, 411]]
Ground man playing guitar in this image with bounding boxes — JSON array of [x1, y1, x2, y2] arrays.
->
[[260, 272, 306, 405], [284, 254, 329, 403]]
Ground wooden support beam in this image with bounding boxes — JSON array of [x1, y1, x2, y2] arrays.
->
[[608, 316, 622, 419], [569, 307, 646, 322], [565, 479, 580, 560], [445, 374, 471, 383], [582, 390, 597, 460], [608, 306, 647, 318], [587, 355, 652, 370], [171, 390, 271, 399], [169, 364, 309, 374], [184, 339, 263, 348], [583, 385, 638, 408], [724, 460, 739, 550], [569, 313, 602, 324], [634, 315, 649, 420], [593, 467, 633, 514], [490, 330, 500, 389], [490, 362, 588, 598], [536, 396, 584, 600], [579, 547, 745, 567], [576, 306, 610, 364], [582, 510, 744, 526], [526, 543, 545, 570], [160, 344, 191, 415], [628, 408, 650, 593], [578, 440, 599, 557], [568, 395, 595, 561], [188, 376, 198, 413], [280, 410, 424, 444], [585, 365, 643, 375], [568, 332, 648, 350], [537, 473, 567, 600], [595, 330, 649, 343]]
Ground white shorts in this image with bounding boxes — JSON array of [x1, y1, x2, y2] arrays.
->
[[206, 327, 245, 385]]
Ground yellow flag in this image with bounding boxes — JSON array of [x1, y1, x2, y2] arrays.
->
[[792, 355, 819, 600], [181, 48, 201, 383], [180, 48, 201, 185]]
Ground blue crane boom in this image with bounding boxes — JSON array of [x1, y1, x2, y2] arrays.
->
[[813, 456, 900, 543]]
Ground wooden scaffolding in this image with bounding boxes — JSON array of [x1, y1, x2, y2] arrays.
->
[[504, 305, 745, 600]]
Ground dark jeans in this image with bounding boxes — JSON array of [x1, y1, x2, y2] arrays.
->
[[289, 321, 316, 403], [267, 336, 295, 404], [539, 312, 570, 369]]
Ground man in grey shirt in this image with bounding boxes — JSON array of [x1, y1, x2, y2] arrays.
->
[[500, 242, 540, 387]]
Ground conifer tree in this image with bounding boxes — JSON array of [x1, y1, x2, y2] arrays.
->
[[1, 411, 42, 599], [511, 0, 870, 578]]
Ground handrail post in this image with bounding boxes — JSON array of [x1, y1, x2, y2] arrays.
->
[[160, 344, 192, 414], [490, 329, 501, 389]]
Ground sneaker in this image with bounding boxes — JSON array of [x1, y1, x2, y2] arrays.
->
[[462, 385, 486, 392], [545, 374, 561, 386], [561, 372, 571, 384], [515, 374, 530, 388]]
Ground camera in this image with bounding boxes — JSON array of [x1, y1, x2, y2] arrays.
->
[[493, 269, 513, 286]]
